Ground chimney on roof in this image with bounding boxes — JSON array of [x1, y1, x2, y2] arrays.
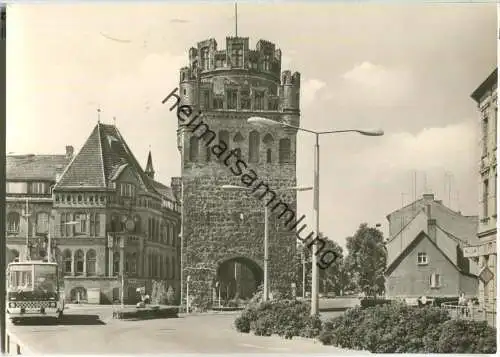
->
[[66, 146, 74, 159], [428, 217, 437, 243]]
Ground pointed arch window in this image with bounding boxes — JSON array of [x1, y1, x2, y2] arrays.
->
[[249, 131, 260, 163], [189, 135, 200, 162], [75, 250, 84, 275], [279, 138, 291, 163], [63, 249, 72, 275], [266, 149, 272, 163]]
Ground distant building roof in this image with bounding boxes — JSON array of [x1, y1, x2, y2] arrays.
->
[[471, 67, 497, 103], [6, 154, 70, 181]]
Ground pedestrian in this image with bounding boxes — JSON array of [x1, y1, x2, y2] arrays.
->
[[458, 292, 467, 317]]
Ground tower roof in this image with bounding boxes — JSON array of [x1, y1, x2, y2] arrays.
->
[[145, 150, 155, 176], [54, 123, 156, 193]]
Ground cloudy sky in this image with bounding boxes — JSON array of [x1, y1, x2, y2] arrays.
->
[[7, 2, 497, 247]]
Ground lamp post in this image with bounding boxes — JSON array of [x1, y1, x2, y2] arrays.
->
[[222, 184, 312, 302], [247, 116, 384, 315]]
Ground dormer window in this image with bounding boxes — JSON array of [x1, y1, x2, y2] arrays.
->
[[119, 183, 136, 198]]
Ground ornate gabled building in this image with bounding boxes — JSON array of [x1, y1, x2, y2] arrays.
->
[[6, 122, 181, 304], [171, 35, 300, 304]]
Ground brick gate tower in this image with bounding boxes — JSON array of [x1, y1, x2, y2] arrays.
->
[[173, 36, 301, 306]]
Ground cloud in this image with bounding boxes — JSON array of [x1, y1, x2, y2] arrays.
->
[[331, 61, 414, 107], [355, 120, 478, 175], [301, 78, 327, 108]]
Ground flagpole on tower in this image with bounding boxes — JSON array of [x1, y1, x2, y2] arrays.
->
[[235, 1, 238, 37]]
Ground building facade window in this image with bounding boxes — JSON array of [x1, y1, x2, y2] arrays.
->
[[240, 90, 251, 110], [130, 252, 137, 275], [89, 213, 101, 237], [36, 212, 49, 235], [119, 183, 136, 198], [189, 136, 200, 162], [254, 91, 265, 110], [63, 249, 72, 275], [86, 249, 96, 276], [29, 182, 46, 194], [75, 250, 84, 275], [266, 149, 272, 163], [483, 179, 489, 218], [7, 212, 20, 233], [113, 252, 120, 276], [430, 273, 441, 288], [213, 97, 224, 109], [249, 131, 260, 163], [201, 90, 210, 109], [227, 89, 238, 110], [482, 115, 489, 156], [61, 213, 73, 236], [417, 252, 428, 265], [232, 46, 243, 68], [278, 138, 291, 163], [75, 213, 87, 235]]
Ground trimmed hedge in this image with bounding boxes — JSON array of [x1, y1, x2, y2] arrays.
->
[[113, 306, 178, 320], [437, 319, 496, 353], [359, 297, 392, 309], [234, 300, 322, 339], [319, 303, 497, 353]]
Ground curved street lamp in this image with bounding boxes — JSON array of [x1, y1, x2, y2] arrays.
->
[[247, 116, 384, 315], [222, 184, 312, 302]]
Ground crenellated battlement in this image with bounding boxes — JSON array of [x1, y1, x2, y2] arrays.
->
[[181, 37, 285, 79], [178, 36, 300, 114]]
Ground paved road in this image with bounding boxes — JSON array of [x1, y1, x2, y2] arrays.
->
[[6, 308, 358, 354]]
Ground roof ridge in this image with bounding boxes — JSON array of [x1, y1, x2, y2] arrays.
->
[[386, 198, 424, 220], [96, 122, 107, 187], [387, 209, 424, 243]]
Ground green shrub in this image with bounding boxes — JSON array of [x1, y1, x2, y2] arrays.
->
[[234, 299, 312, 339], [319, 303, 452, 353], [234, 314, 251, 333], [437, 320, 497, 353], [300, 314, 323, 338]]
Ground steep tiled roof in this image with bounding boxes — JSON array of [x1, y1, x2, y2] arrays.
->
[[7, 154, 70, 181], [55, 125, 106, 188], [147, 177, 176, 201], [55, 123, 156, 193]]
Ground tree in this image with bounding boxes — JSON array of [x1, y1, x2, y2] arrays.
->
[[318, 238, 344, 296], [344, 223, 387, 297]]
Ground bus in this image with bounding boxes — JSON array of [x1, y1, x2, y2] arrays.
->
[[6, 259, 65, 323]]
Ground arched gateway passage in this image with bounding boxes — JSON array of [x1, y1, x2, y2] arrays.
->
[[215, 257, 263, 302]]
